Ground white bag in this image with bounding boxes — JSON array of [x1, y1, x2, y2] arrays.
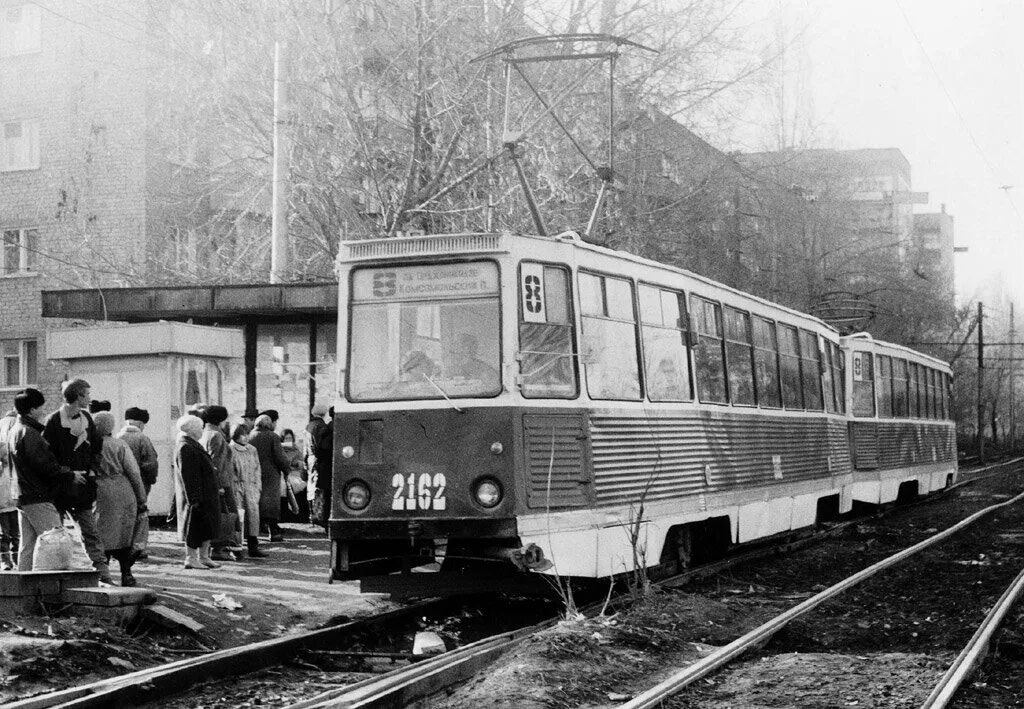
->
[[64, 520, 93, 570], [32, 527, 74, 571]]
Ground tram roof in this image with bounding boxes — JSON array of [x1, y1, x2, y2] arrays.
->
[[841, 333, 952, 371], [41, 281, 338, 324], [337, 231, 842, 336]]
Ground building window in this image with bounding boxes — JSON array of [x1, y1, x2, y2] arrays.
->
[[0, 4, 42, 58], [2, 227, 37, 273], [1, 339, 37, 388], [1, 118, 40, 171]]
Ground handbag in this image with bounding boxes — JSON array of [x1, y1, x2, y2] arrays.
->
[[212, 496, 239, 547], [284, 475, 300, 516], [310, 487, 326, 527]]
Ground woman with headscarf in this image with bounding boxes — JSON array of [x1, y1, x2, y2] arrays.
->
[[248, 414, 291, 543], [173, 414, 221, 569], [228, 423, 267, 558], [200, 405, 238, 562], [92, 412, 147, 586]]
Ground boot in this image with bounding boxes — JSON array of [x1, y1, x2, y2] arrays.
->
[[199, 541, 221, 569], [268, 522, 284, 543], [184, 546, 201, 569], [95, 561, 114, 585], [247, 536, 267, 558], [116, 549, 137, 587]]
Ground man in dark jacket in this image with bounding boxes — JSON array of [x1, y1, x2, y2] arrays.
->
[[43, 379, 109, 582], [312, 407, 334, 529], [8, 388, 83, 570]]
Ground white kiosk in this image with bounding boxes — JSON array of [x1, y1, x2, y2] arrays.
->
[[46, 322, 245, 516]]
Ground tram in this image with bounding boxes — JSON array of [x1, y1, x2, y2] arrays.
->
[[327, 231, 956, 585]]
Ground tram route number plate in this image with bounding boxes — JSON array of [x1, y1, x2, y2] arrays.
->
[[392, 472, 447, 511]]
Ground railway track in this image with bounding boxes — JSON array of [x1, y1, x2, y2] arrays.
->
[[620, 459, 1024, 709], [14, 458, 1023, 709]]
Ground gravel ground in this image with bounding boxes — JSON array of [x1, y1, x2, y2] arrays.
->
[[439, 466, 1024, 709], [6, 467, 1024, 708]]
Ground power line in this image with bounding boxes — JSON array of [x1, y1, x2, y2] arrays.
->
[[894, 0, 1024, 230]]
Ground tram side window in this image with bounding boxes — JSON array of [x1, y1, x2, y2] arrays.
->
[[892, 358, 909, 417], [798, 330, 823, 411], [944, 373, 952, 419], [519, 264, 578, 398], [921, 368, 931, 419], [639, 284, 692, 402], [821, 342, 839, 413], [831, 342, 846, 413], [852, 351, 875, 417], [724, 307, 755, 406], [778, 324, 803, 409], [928, 369, 938, 419], [691, 296, 727, 403], [908, 363, 920, 418], [752, 316, 782, 408], [579, 272, 641, 400], [877, 355, 893, 417]]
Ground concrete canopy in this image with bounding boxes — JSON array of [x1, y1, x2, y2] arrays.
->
[[41, 282, 338, 325]]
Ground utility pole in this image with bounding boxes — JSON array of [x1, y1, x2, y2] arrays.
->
[[270, 40, 290, 284], [1011, 302, 1017, 451], [977, 302, 985, 463]]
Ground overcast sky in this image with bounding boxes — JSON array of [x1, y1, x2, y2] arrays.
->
[[731, 0, 1023, 308]]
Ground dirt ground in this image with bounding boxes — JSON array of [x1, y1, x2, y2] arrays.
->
[[0, 521, 392, 704], [438, 469, 1024, 709], [4, 469, 1024, 708]]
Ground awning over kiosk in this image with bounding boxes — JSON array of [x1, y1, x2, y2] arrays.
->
[[41, 282, 338, 324], [41, 282, 339, 416]]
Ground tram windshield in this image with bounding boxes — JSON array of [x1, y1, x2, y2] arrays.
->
[[348, 262, 501, 401]]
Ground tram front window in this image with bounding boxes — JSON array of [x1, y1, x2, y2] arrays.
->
[[348, 263, 501, 401]]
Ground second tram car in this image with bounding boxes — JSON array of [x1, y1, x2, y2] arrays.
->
[[328, 231, 956, 584]]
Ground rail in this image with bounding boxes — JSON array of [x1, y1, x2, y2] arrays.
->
[[619, 462, 1024, 709]]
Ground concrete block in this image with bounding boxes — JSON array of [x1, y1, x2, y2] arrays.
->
[[0, 569, 98, 597], [63, 586, 156, 607]]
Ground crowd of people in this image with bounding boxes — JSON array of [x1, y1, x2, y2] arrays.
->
[[0, 378, 335, 585]]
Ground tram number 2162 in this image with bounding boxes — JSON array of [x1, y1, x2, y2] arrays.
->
[[391, 472, 448, 511]]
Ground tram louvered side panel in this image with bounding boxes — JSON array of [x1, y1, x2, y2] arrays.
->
[[851, 421, 880, 470], [589, 413, 852, 506], [523, 414, 591, 508], [876, 422, 956, 469]]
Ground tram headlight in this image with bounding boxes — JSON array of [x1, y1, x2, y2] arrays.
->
[[343, 480, 371, 511], [473, 478, 502, 508], [341, 445, 355, 459]]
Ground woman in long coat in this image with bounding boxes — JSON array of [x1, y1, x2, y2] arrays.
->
[[92, 412, 147, 586], [248, 414, 290, 542], [229, 423, 266, 558], [174, 414, 221, 569], [200, 405, 238, 561]]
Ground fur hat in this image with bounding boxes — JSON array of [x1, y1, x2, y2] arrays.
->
[[88, 399, 111, 414], [125, 406, 150, 424]]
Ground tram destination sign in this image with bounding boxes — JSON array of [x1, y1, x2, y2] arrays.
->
[[353, 263, 499, 301]]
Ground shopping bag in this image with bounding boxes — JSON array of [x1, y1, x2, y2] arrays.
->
[[212, 498, 239, 548], [33, 527, 74, 571]]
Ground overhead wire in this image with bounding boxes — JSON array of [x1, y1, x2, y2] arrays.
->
[[893, 0, 1024, 230]]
